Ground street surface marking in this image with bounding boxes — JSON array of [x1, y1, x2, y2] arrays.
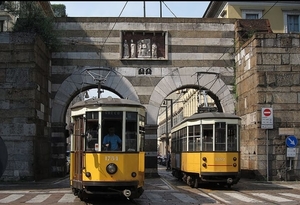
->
[[25, 194, 51, 203], [252, 193, 293, 202], [58, 194, 77, 203], [197, 192, 217, 203], [49, 190, 71, 194], [208, 193, 231, 204], [279, 193, 300, 199], [225, 193, 262, 203], [172, 193, 198, 203], [160, 178, 175, 190], [0, 194, 24, 203], [0, 190, 30, 194]]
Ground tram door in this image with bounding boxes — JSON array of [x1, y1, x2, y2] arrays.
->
[[73, 116, 85, 185]]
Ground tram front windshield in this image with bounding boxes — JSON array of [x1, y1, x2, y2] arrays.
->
[[84, 111, 144, 152]]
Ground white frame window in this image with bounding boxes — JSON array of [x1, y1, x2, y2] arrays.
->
[[242, 10, 262, 19], [283, 11, 300, 33]]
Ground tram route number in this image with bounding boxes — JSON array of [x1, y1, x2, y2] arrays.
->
[[105, 156, 119, 161], [215, 157, 225, 161]]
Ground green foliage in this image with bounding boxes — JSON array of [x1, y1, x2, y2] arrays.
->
[[51, 4, 67, 17], [5, 1, 61, 52]]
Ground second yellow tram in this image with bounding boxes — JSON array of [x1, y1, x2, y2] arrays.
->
[[171, 112, 241, 188]]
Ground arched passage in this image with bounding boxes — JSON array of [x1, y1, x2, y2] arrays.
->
[[147, 68, 236, 125], [50, 67, 140, 175]]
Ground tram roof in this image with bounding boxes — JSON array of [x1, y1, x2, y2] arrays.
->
[[186, 112, 241, 121], [71, 97, 145, 109]]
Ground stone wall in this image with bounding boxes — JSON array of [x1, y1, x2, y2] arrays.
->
[[0, 32, 52, 181], [236, 32, 300, 180]]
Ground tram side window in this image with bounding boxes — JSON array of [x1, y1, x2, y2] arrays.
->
[[227, 124, 238, 151], [125, 112, 138, 152], [86, 111, 99, 151], [215, 122, 226, 151], [188, 125, 201, 151], [188, 126, 194, 151], [175, 131, 180, 152], [202, 124, 213, 151], [195, 125, 201, 151], [139, 114, 145, 151], [179, 127, 186, 151], [171, 133, 175, 152], [182, 127, 187, 151]]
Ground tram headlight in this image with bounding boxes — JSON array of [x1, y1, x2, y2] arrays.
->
[[202, 157, 207, 162], [233, 163, 237, 167], [85, 172, 91, 177], [202, 163, 207, 168], [233, 157, 237, 161], [106, 163, 118, 174], [131, 172, 137, 177]]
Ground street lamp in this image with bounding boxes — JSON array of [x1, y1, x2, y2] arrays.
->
[[163, 99, 173, 153]]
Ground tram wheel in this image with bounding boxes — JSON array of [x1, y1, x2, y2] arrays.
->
[[78, 190, 88, 201], [193, 177, 199, 188], [72, 188, 78, 196]]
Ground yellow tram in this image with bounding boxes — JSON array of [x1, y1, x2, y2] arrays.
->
[[69, 97, 146, 200], [170, 112, 241, 188]]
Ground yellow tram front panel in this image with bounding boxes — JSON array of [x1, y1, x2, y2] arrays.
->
[[181, 152, 201, 173], [200, 152, 240, 173], [82, 152, 145, 185]]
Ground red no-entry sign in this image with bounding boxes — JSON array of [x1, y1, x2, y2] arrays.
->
[[263, 108, 271, 117], [261, 108, 273, 129]]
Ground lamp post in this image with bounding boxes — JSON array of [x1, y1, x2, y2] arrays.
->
[[164, 99, 173, 153]]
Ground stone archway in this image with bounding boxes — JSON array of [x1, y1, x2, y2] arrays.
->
[[50, 67, 140, 175], [147, 67, 236, 125]]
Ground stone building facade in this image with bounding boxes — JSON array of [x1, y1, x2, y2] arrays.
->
[[0, 32, 52, 181], [236, 30, 300, 180]]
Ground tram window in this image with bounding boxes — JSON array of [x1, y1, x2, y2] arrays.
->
[[202, 124, 213, 151], [125, 112, 138, 152], [139, 114, 145, 151], [215, 122, 226, 151], [101, 111, 123, 151], [86, 111, 98, 119], [182, 137, 187, 151], [85, 112, 99, 151], [227, 124, 238, 151], [195, 125, 201, 151], [188, 126, 194, 151], [188, 125, 201, 151], [175, 130, 180, 152]]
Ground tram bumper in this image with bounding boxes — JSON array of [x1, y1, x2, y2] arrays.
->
[[80, 180, 144, 199]]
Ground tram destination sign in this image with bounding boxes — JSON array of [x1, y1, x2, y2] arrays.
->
[[261, 108, 273, 129]]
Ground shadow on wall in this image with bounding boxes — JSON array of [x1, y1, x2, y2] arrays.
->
[[0, 136, 8, 178]]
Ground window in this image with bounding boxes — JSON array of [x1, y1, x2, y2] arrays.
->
[[0, 21, 3, 32], [125, 112, 138, 152], [283, 11, 300, 33], [242, 10, 262, 19], [287, 15, 299, 33], [227, 124, 238, 151], [202, 124, 213, 151], [215, 122, 226, 151]]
